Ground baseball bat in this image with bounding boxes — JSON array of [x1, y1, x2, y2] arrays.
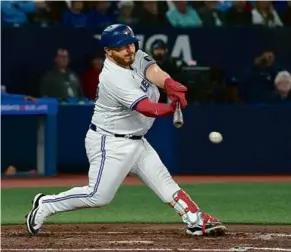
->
[[173, 102, 184, 128]]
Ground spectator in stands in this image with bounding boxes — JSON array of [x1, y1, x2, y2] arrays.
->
[[150, 39, 187, 76], [259, 70, 291, 103], [103, 1, 119, 17], [216, 1, 233, 12], [166, 1, 202, 28], [189, 1, 205, 11], [198, 1, 224, 27], [136, 1, 167, 27], [280, 1, 291, 26], [48, 1, 69, 23], [225, 1, 252, 26], [150, 39, 187, 103], [27, 1, 57, 27], [88, 1, 115, 28], [240, 51, 280, 103], [1, 1, 46, 26], [265, 71, 291, 103], [252, 1, 283, 27], [272, 1, 288, 12], [213, 76, 242, 104], [116, 1, 138, 26], [62, 1, 88, 28], [81, 54, 103, 101], [40, 48, 83, 100]]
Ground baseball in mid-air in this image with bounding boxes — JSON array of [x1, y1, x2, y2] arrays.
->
[[209, 131, 223, 144]]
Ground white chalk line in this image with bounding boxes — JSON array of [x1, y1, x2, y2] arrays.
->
[[107, 240, 154, 244], [229, 232, 291, 238], [230, 247, 291, 251], [61, 240, 154, 245], [2, 247, 291, 251]]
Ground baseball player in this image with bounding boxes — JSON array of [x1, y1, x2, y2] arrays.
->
[[26, 24, 226, 237]]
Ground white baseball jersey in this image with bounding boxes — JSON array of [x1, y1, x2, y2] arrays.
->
[[36, 48, 198, 233], [91, 50, 160, 136]]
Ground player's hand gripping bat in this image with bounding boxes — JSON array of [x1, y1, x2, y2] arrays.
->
[[173, 102, 184, 128]]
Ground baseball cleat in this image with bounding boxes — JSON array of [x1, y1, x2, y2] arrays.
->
[[186, 212, 226, 236], [26, 193, 46, 235]]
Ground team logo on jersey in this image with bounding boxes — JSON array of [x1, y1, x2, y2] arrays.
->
[[144, 55, 153, 62], [140, 79, 150, 93]]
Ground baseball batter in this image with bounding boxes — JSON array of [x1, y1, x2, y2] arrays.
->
[[26, 24, 226, 237]]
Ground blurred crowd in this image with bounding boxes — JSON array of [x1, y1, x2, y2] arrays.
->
[[1, 0, 291, 28], [2, 1, 291, 105], [34, 41, 291, 106]]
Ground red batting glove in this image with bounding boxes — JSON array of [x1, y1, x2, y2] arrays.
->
[[170, 100, 178, 111], [164, 78, 188, 109]]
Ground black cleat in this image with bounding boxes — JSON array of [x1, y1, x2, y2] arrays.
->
[[25, 193, 45, 235], [186, 212, 226, 236]]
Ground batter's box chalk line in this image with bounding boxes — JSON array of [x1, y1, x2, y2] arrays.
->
[[228, 232, 291, 237], [107, 240, 154, 244], [230, 247, 291, 252]]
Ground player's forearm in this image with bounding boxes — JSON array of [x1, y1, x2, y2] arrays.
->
[[145, 64, 170, 89], [135, 98, 174, 118]]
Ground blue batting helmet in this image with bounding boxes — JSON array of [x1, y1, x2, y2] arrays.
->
[[100, 24, 139, 48]]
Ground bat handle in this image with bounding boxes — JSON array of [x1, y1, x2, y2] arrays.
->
[[173, 102, 184, 128]]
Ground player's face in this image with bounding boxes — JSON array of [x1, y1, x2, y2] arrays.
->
[[106, 44, 136, 68]]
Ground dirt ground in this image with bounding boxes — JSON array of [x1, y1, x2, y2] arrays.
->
[[1, 223, 291, 251], [2, 175, 291, 251]]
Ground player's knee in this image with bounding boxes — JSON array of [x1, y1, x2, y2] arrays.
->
[[94, 196, 113, 206], [88, 193, 113, 207]]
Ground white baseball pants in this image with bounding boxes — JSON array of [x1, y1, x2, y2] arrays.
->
[[42, 128, 180, 213]]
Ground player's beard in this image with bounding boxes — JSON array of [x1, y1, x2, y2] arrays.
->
[[112, 52, 135, 68]]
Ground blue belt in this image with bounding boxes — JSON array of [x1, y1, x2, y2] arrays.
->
[[89, 123, 143, 140]]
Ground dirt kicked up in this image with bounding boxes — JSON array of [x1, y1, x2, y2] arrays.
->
[[2, 175, 291, 251]]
